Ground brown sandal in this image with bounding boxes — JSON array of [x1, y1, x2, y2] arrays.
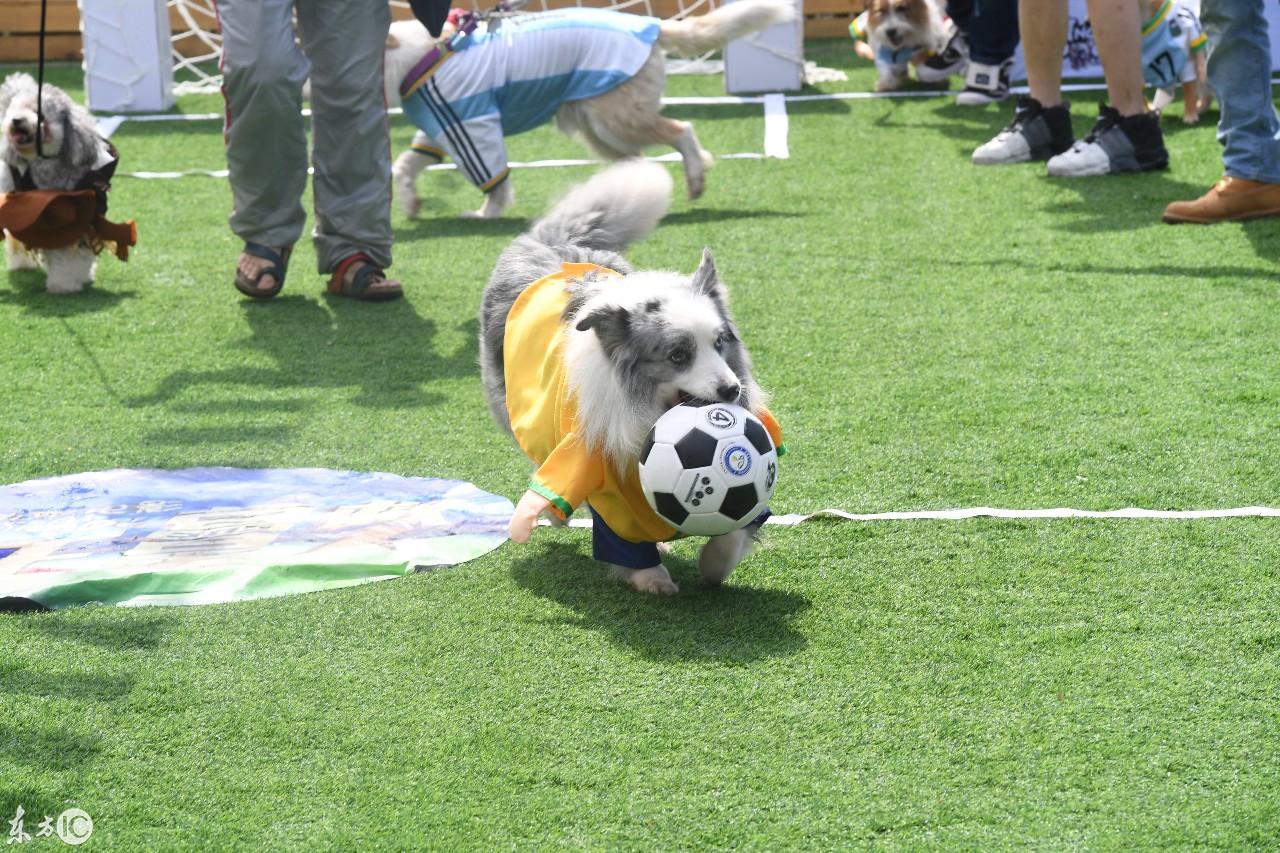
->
[[327, 253, 403, 301]]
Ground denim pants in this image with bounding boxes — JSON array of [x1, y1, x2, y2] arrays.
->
[[1202, 0, 1280, 183], [945, 0, 1020, 65]]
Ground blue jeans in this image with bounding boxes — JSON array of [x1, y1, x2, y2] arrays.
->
[[945, 0, 1020, 65], [1202, 0, 1280, 183]]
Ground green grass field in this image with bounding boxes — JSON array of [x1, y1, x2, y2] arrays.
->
[[2, 44, 1279, 849]]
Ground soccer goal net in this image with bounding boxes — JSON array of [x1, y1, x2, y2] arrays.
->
[[166, 0, 762, 95]]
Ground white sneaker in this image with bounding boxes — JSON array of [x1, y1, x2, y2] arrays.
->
[[1046, 105, 1169, 177], [917, 27, 968, 83], [972, 96, 1075, 165], [956, 59, 1012, 106]]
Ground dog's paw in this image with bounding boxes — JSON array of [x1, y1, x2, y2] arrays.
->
[[509, 489, 553, 543], [395, 184, 421, 218], [45, 278, 87, 294], [686, 173, 706, 201], [609, 564, 679, 595], [697, 527, 757, 586]]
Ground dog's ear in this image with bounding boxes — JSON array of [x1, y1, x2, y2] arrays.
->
[[61, 100, 101, 169], [691, 248, 728, 305], [575, 304, 632, 356]]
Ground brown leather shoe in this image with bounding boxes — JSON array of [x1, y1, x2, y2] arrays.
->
[[1163, 177, 1280, 224]]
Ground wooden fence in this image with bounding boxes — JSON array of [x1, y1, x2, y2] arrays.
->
[[0, 0, 862, 63]]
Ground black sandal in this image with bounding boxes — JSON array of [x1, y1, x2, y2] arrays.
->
[[235, 243, 292, 300], [327, 253, 403, 302]]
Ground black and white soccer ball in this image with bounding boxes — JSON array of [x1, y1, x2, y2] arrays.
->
[[638, 403, 779, 537]]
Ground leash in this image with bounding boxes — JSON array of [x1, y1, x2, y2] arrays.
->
[[399, 0, 530, 98], [35, 0, 49, 158]]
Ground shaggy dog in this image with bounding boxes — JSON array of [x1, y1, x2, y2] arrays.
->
[[849, 0, 948, 91], [480, 160, 783, 595], [0, 73, 133, 293], [385, 0, 794, 219]]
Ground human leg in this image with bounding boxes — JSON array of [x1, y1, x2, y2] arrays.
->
[[1045, 0, 1167, 176], [917, 0, 973, 83], [971, 0, 1072, 164], [955, 0, 1019, 104], [219, 0, 309, 295], [971, 0, 1072, 160], [1163, 0, 1280, 223], [297, 0, 400, 296], [1020, 0, 1068, 105], [1203, 0, 1280, 183]]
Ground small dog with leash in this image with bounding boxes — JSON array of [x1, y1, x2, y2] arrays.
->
[[385, 0, 795, 219], [480, 160, 783, 594], [0, 72, 135, 293]]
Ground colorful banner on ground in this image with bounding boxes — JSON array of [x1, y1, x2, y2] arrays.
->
[[0, 468, 514, 610]]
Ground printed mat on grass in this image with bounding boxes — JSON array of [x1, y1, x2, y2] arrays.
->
[[0, 468, 513, 609]]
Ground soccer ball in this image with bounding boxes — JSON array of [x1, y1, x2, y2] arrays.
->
[[638, 402, 779, 537]]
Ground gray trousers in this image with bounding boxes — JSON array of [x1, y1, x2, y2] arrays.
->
[[218, 0, 394, 274]]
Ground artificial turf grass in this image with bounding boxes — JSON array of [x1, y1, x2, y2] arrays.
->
[[3, 52, 1280, 849], [2, 520, 1277, 848]]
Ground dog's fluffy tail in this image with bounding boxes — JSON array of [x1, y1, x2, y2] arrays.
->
[[657, 0, 795, 57], [526, 159, 674, 255]]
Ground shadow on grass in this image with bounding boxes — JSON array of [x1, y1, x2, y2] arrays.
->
[[398, 203, 804, 241], [0, 608, 172, 810], [129, 293, 478, 412], [511, 541, 810, 664], [0, 271, 137, 315], [1038, 172, 1215, 234]]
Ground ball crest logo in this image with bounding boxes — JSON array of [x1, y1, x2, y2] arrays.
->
[[705, 407, 738, 430], [722, 445, 752, 477]]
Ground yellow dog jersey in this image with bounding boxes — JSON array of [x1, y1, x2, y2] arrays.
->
[[504, 262, 783, 543]]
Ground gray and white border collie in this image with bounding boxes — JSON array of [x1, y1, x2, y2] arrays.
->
[[480, 160, 767, 594]]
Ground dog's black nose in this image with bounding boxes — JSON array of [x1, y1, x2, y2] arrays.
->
[[716, 382, 741, 402], [12, 116, 29, 132]]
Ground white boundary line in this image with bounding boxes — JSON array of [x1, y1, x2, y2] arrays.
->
[[115, 99, 791, 178], [542, 505, 1280, 529], [766, 506, 1280, 524]]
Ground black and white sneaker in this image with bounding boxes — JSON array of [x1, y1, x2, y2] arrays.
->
[[917, 28, 968, 83], [972, 96, 1075, 165], [955, 59, 1012, 106], [1046, 104, 1169, 177]]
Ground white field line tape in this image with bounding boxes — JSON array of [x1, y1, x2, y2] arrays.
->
[[119, 151, 769, 179], [540, 505, 1280, 528], [98, 75, 1280, 127], [763, 93, 789, 159], [766, 506, 1280, 524]]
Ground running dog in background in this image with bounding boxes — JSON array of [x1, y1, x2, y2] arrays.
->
[[849, 0, 949, 91], [0, 73, 135, 293], [385, 0, 795, 219], [480, 160, 783, 595]]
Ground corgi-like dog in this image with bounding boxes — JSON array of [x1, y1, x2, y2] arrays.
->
[[479, 161, 783, 594], [849, 0, 948, 92], [385, 0, 795, 219]]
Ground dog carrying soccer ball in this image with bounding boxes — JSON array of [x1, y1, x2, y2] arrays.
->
[[639, 403, 779, 537]]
